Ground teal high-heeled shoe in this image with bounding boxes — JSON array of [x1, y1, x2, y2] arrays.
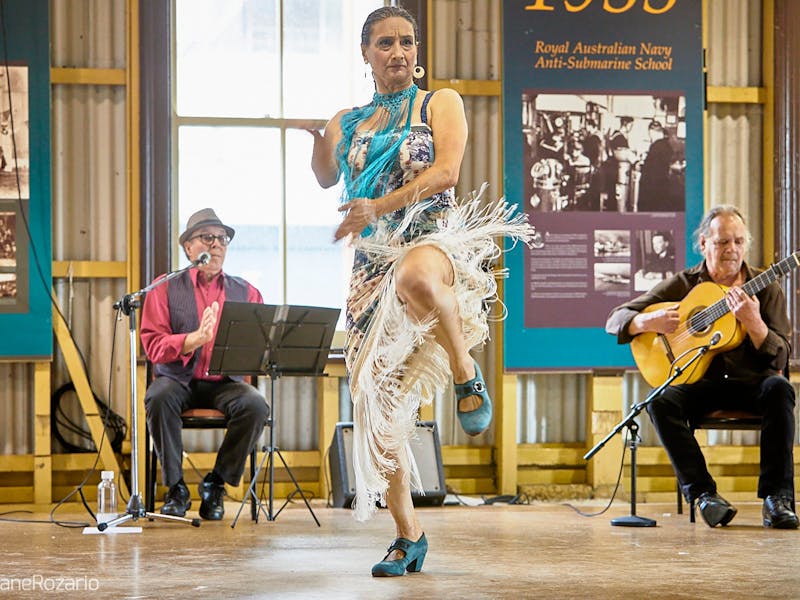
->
[[371, 533, 428, 577], [454, 360, 493, 436]]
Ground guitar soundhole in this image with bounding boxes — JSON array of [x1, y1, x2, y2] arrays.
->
[[688, 307, 711, 335]]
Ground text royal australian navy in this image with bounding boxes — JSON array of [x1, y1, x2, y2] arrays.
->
[[534, 40, 673, 70]]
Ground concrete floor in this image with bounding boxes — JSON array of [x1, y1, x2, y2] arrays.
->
[[1, 499, 799, 599]]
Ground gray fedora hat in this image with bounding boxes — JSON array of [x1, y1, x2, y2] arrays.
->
[[179, 208, 235, 245]]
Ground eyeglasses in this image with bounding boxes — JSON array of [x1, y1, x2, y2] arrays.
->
[[190, 233, 231, 246]]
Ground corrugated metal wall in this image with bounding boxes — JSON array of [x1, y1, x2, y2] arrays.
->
[[0, 364, 34, 454], [50, 0, 130, 453], [706, 0, 764, 265], [1, 0, 790, 458]]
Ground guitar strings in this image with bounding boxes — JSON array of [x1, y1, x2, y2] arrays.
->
[[660, 256, 793, 354], [667, 297, 727, 347], [660, 257, 791, 350]]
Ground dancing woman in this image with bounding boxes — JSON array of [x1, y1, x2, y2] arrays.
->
[[308, 6, 533, 577]]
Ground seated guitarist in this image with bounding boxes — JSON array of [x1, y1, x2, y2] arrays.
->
[[606, 205, 798, 529]]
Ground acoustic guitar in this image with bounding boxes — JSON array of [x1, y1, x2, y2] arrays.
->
[[630, 251, 800, 387]]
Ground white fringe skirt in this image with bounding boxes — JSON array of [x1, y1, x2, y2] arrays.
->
[[344, 185, 533, 521]]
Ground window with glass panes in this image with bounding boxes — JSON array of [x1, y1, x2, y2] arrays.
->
[[173, 0, 384, 324]]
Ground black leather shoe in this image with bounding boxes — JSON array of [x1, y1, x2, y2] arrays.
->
[[762, 495, 799, 529], [697, 492, 737, 527], [160, 481, 191, 517], [198, 474, 225, 520]]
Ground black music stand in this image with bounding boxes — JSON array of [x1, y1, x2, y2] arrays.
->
[[206, 302, 340, 529]]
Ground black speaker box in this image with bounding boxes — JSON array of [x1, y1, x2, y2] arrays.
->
[[329, 420, 446, 509]]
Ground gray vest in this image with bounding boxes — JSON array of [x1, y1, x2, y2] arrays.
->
[[153, 270, 250, 386]]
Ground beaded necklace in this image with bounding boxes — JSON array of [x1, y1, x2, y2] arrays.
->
[[373, 84, 418, 112]]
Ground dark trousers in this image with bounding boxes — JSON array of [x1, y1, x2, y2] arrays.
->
[[647, 376, 795, 502], [145, 377, 269, 488]]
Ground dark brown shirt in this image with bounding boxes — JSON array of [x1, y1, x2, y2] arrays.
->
[[605, 261, 791, 383]]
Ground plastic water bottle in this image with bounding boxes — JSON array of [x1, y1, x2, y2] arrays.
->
[[96, 470, 118, 524]]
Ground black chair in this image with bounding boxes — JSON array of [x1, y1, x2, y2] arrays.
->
[[677, 408, 762, 522]]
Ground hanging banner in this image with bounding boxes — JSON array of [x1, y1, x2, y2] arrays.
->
[[0, 0, 52, 358], [503, 0, 703, 370]]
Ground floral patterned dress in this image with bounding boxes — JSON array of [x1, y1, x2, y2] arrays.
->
[[343, 98, 532, 521]]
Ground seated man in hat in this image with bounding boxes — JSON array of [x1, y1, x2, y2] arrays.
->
[[141, 208, 269, 520]]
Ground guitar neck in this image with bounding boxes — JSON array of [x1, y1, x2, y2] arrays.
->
[[691, 251, 800, 332]]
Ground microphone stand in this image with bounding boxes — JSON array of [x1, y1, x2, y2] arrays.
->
[[584, 334, 720, 527], [98, 256, 209, 531]]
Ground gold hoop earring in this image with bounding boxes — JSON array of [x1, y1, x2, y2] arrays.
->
[[413, 64, 426, 79]]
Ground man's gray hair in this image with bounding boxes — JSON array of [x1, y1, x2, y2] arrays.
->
[[692, 204, 752, 253]]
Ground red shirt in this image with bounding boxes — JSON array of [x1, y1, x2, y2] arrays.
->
[[140, 268, 263, 381]]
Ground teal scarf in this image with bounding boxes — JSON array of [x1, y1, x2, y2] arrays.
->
[[336, 84, 418, 236]]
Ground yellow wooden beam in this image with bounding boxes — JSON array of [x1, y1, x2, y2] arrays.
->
[[635, 475, 758, 494], [497, 374, 518, 495], [33, 362, 52, 505], [0, 488, 33, 504], [52, 298, 130, 498], [50, 67, 126, 86], [52, 260, 127, 279], [430, 78, 502, 96], [0, 453, 119, 472], [418, 399, 435, 422], [318, 374, 339, 494], [53, 453, 110, 471], [323, 361, 347, 378], [441, 445, 493, 465], [442, 478, 495, 495], [706, 85, 766, 104], [586, 375, 624, 489], [517, 470, 586, 485], [0, 455, 34, 470], [518, 444, 585, 466], [638, 445, 762, 464]]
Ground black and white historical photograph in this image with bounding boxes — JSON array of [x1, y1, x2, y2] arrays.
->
[[593, 262, 630, 292], [522, 91, 685, 213], [0, 211, 16, 299], [593, 229, 630, 258], [0, 66, 30, 200], [633, 228, 676, 291]]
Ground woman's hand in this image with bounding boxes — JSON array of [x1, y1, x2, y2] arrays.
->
[[334, 198, 379, 241]]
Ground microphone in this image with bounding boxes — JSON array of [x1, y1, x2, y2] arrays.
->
[[709, 331, 722, 347], [193, 252, 211, 266]]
